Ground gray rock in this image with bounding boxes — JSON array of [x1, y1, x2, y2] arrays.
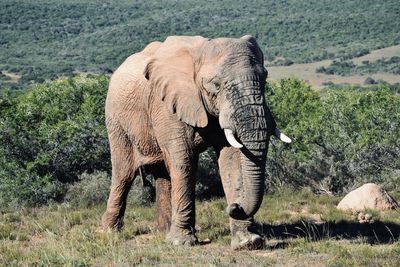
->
[[337, 183, 399, 211]]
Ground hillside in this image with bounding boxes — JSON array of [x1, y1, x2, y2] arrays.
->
[[267, 45, 400, 88], [1, 0, 399, 89]]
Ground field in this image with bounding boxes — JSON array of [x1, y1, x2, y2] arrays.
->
[[1, 190, 399, 266], [267, 45, 400, 88]]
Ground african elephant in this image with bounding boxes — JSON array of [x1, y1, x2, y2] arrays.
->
[[101, 35, 291, 250]]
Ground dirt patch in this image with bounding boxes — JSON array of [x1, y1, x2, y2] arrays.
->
[[267, 45, 400, 88], [1, 70, 21, 81], [352, 45, 400, 65], [286, 208, 324, 224]]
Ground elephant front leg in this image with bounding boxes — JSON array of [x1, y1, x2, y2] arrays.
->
[[217, 146, 264, 250], [164, 154, 198, 246]]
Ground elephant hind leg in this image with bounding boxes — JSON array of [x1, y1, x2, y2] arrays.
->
[[102, 128, 139, 231], [147, 164, 172, 232]]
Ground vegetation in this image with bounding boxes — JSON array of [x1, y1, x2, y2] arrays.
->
[[0, 76, 398, 209], [0, 190, 398, 266], [0, 76, 110, 208], [1, 0, 399, 89], [65, 171, 111, 208], [318, 56, 400, 76], [316, 61, 357, 76], [266, 78, 399, 194]]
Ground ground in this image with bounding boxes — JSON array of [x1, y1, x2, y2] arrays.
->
[[1, 189, 399, 266], [267, 45, 400, 88]]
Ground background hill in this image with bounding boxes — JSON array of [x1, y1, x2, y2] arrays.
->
[[1, 0, 400, 89]]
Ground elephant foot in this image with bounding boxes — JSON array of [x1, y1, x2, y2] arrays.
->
[[101, 211, 124, 231], [231, 231, 263, 250], [230, 218, 264, 250], [166, 227, 199, 246]]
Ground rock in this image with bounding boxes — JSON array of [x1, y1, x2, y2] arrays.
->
[[357, 212, 374, 224], [337, 183, 399, 211], [364, 213, 373, 220]]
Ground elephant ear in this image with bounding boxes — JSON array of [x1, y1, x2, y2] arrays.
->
[[144, 45, 208, 128], [240, 35, 258, 45], [240, 35, 264, 64]]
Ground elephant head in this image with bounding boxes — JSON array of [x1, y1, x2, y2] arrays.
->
[[144, 35, 291, 220]]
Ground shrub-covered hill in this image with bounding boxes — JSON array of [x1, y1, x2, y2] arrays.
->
[[1, 0, 399, 89], [0, 76, 398, 209]]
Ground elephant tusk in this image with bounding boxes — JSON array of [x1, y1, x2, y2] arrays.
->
[[274, 128, 292, 143], [224, 129, 243, 148]]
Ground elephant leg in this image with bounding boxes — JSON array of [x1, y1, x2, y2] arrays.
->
[[217, 146, 263, 250], [149, 164, 172, 232], [102, 128, 138, 231], [164, 153, 199, 246]]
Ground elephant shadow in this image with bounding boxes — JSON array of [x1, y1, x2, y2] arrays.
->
[[257, 219, 400, 249]]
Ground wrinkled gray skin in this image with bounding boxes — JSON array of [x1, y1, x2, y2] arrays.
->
[[102, 35, 280, 250]]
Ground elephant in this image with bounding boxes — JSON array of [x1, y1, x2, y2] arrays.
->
[[101, 35, 291, 250]]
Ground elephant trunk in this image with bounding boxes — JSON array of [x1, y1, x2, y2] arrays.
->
[[224, 78, 269, 220], [228, 146, 267, 220]]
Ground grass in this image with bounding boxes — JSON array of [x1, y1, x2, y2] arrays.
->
[[0, 190, 399, 266]]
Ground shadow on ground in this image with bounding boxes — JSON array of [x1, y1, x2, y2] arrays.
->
[[258, 220, 400, 247]]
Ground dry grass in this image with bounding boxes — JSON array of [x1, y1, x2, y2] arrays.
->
[[0, 190, 399, 266], [267, 45, 400, 88]]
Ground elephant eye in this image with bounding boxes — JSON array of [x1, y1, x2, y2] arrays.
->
[[213, 80, 221, 89], [203, 77, 221, 93]]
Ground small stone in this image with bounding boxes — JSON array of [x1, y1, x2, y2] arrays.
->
[[364, 213, 373, 221]]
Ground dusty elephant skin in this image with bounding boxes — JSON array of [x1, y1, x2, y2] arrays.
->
[[101, 35, 290, 250]]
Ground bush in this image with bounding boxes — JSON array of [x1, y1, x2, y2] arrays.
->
[[274, 58, 294, 66], [266, 78, 399, 194], [65, 171, 110, 207], [0, 75, 110, 208], [1, 75, 398, 207], [0, 157, 66, 211], [196, 148, 224, 199], [129, 175, 155, 206], [364, 77, 377, 85], [317, 61, 356, 76]]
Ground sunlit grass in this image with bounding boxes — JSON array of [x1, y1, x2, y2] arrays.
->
[[0, 190, 399, 266]]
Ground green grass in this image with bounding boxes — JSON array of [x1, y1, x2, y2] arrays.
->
[[1, 191, 399, 266]]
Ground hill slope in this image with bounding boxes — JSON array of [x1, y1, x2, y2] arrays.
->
[[267, 45, 400, 88], [1, 0, 399, 89]]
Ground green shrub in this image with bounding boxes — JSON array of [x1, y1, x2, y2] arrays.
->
[[273, 58, 294, 66], [196, 148, 224, 199], [65, 171, 111, 207], [317, 61, 356, 76], [0, 75, 110, 208], [364, 77, 377, 85], [129, 176, 155, 206], [266, 78, 400, 194], [1, 75, 398, 208], [0, 158, 66, 210]]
